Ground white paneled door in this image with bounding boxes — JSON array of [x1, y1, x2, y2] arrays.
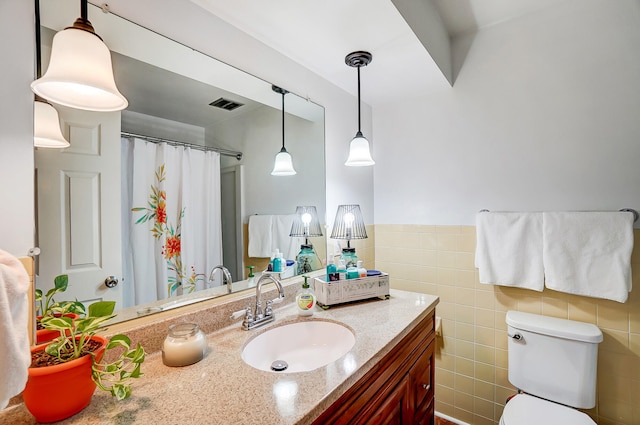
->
[[35, 105, 123, 310]]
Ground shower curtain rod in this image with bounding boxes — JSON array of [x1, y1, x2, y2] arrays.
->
[[121, 131, 243, 160]]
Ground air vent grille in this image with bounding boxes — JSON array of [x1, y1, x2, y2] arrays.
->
[[209, 97, 244, 111]]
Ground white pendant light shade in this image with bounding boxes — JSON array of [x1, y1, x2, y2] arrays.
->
[[271, 85, 296, 176], [31, 27, 128, 112], [34, 101, 69, 148], [345, 51, 374, 167], [271, 148, 297, 176], [345, 131, 375, 166]]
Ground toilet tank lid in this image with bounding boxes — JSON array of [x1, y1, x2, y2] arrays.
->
[[506, 311, 603, 343]]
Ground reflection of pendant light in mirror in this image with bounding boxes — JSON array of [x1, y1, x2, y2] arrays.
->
[[33, 0, 69, 148], [30, 0, 128, 112], [345, 51, 375, 166], [271, 85, 296, 176], [34, 100, 69, 148]]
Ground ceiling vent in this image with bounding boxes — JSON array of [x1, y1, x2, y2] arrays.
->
[[209, 97, 244, 111]]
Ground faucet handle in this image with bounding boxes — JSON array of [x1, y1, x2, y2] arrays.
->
[[265, 300, 274, 317], [242, 306, 253, 328]]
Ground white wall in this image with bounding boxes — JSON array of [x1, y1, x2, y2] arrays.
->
[[0, 0, 35, 256], [373, 0, 640, 226], [210, 106, 326, 222], [87, 0, 374, 225], [0, 0, 374, 256]]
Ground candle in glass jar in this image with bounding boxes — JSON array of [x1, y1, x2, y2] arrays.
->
[[162, 322, 207, 367]]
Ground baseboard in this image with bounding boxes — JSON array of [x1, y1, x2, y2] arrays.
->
[[435, 411, 472, 425]]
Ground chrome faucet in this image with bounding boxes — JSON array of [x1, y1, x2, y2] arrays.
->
[[242, 274, 285, 330], [209, 265, 233, 294]]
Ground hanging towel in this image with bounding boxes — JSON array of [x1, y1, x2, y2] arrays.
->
[[0, 249, 31, 410], [248, 215, 273, 258], [475, 212, 544, 291], [272, 214, 299, 261], [542, 212, 634, 303]]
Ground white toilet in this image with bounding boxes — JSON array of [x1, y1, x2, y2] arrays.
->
[[500, 311, 603, 425]]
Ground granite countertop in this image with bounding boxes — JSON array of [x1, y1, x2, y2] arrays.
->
[[2, 289, 438, 425]]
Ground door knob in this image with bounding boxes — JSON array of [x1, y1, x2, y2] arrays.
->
[[104, 276, 119, 288]]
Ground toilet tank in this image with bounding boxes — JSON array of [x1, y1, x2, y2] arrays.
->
[[506, 311, 603, 409]]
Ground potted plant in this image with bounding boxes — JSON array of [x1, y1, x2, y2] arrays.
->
[[23, 300, 146, 423], [35, 274, 85, 344]]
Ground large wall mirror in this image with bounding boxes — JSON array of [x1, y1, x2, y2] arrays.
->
[[35, 0, 326, 324]]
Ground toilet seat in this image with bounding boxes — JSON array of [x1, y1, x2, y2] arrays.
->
[[500, 394, 595, 425]]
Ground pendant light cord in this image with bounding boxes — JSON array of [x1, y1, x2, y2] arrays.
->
[[35, 0, 42, 79], [33, 0, 46, 103], [81, 0, 88, 21], [281, 91, 285, 150], [357, 65, 362, 134]]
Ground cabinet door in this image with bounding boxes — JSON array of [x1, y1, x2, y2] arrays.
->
[[354, 380, 410, 425], [411, 340, 435, 422], [415, 398, 435, 425]]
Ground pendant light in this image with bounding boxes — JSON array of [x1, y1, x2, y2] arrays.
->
[[345, 51, 375, 166], [33, 0, 69, 148], [30, 0, 128, 112], [271, 85, 296, 176]]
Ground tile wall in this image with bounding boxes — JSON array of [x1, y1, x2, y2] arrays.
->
[[374, 224, 640, 425]]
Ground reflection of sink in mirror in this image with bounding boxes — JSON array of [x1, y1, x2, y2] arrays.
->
[[242, 321, 355, 373]]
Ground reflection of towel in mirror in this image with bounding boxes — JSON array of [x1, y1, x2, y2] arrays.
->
[[248, 215, 273, 258], [272, 214, 301, 261], [0, 249, 31, 409]]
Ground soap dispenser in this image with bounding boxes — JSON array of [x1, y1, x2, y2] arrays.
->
[[246, 265, 256, 287], [296, 276, 316, 316]]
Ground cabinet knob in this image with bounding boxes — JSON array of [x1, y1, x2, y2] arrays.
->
[[421, 383, 430, 391]]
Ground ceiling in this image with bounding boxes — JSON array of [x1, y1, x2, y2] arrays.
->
[[189, 0, 572, 106]]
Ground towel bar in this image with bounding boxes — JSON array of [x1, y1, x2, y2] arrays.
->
[[478, 209, 638, 223], [620, 209, 639, 223]]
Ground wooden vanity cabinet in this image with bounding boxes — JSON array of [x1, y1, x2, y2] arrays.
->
[[312, 310, 435, 425]]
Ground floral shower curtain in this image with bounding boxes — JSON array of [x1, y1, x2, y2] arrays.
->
[[121, 137, 223, 307]]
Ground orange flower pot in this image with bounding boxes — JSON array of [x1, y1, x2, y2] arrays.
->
[[23, 335, 107, 423]]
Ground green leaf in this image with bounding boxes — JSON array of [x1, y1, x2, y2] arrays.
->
[[106, 334, 132, 350], [113, 384, 131, 401], [88, 301, 116, 318], [75, 315, 113, 334], [44, 286, 58, 298], [53, 274, 69, 292], [40, 315, 73, 331]]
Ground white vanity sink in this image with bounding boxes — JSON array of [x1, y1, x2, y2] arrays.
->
[[241, 320, 355, 373]]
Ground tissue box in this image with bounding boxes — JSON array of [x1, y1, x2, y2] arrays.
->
[[314, 273, 390, 308]]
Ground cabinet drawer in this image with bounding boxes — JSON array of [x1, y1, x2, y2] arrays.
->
[[411, 339, 435, 414]]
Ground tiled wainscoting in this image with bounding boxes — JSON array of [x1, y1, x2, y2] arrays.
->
[[374, 224, 640, 425]]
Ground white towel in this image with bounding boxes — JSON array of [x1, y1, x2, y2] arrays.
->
[[0, 250, 31, 409], [475, 212, 544, 291], [543, 212, 634, 303], [272, 214, 300, 261], [248, 215, 273, 258]]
